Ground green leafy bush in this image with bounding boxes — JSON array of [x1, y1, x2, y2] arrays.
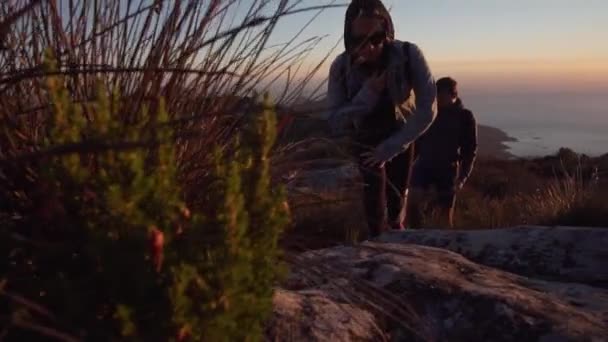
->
[[1, 66, 288, 341]]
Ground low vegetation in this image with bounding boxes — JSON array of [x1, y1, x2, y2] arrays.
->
[[0, 1, 605, 340], [1, 68, 290, 341], [0, 1, 331, 340], [281, 125, 608, 248]]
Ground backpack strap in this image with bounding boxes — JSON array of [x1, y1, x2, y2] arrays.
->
[[340, 54, 352, 100], [402, 41, 413, 86]]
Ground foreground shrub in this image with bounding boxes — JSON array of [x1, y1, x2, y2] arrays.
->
[[0, 69, 288, 341]]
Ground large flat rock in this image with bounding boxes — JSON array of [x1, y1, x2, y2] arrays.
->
[[271, 242, 608, 341], [376, 226, 608, 287]]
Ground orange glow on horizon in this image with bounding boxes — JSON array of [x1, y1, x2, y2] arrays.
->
[[430, 58, 608, 93], [302, 57, 608, 94]]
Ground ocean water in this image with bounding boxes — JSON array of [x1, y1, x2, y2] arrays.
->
[[465, 92, 608, 157]]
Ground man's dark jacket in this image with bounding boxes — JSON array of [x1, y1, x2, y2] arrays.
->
[[414, 98, 478, 182]]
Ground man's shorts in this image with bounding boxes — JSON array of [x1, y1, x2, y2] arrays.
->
[[410, 162, 459, 209]]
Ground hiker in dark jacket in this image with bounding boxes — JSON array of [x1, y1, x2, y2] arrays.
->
[[327, 0, 437, 237], [408, 77, 478, 228]]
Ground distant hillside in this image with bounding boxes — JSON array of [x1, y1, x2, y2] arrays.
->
[[477, 124, 516, 159], [281, 99, 517, 160]]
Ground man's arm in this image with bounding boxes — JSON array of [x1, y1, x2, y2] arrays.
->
[[458, 109, 478, 186], [374, 43, 437, 162], [327, 55, 381, 135]]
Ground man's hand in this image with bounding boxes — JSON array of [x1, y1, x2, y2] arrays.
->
[[361, 151, 386, 169], [455, 178, 467, 191]]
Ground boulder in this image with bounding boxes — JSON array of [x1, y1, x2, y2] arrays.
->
[[270, 289, 383, 341], [286, 164, 359, 193], [376, 226, 608, 287], [270, 241, 608, 341]]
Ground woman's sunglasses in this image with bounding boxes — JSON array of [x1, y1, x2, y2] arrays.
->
[[352, 31, 386, 48]]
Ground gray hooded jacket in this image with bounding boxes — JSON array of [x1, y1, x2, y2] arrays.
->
[[327, 40, 437, 162]]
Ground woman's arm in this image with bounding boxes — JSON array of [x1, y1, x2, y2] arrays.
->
[[373, 43, 437, 162], [327, 54, 382, 135]]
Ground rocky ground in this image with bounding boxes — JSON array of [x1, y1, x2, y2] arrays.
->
[[272, 138, 608, 341], [269, 227, 608, 341]]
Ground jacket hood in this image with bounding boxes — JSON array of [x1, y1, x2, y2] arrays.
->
[[344, 0, 395, 54]]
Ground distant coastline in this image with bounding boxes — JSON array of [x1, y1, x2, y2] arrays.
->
[[477, 124, 517, 159]]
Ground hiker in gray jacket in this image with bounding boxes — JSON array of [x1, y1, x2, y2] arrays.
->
[[408, 77, 478, 228], [327, 0, 437, 237]]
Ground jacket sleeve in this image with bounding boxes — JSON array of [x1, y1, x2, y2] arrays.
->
[[459, 109, 478, 182], [327, 55, 381, 135], [374, 43, 437, 161]]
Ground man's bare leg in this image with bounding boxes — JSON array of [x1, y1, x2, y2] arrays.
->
[[406, 187, 426, 229], [436, 190, 456, 229]]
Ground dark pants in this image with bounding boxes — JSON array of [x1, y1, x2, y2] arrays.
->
[[357, 145, 414, 237], [408, 161, 459, 228]]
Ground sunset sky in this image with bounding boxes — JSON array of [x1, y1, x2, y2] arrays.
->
[[270, 0, 608, 94]]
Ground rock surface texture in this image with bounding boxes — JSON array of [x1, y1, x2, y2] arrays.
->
[[270, 227, 608, 341], [376, 226, 608, 287]]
